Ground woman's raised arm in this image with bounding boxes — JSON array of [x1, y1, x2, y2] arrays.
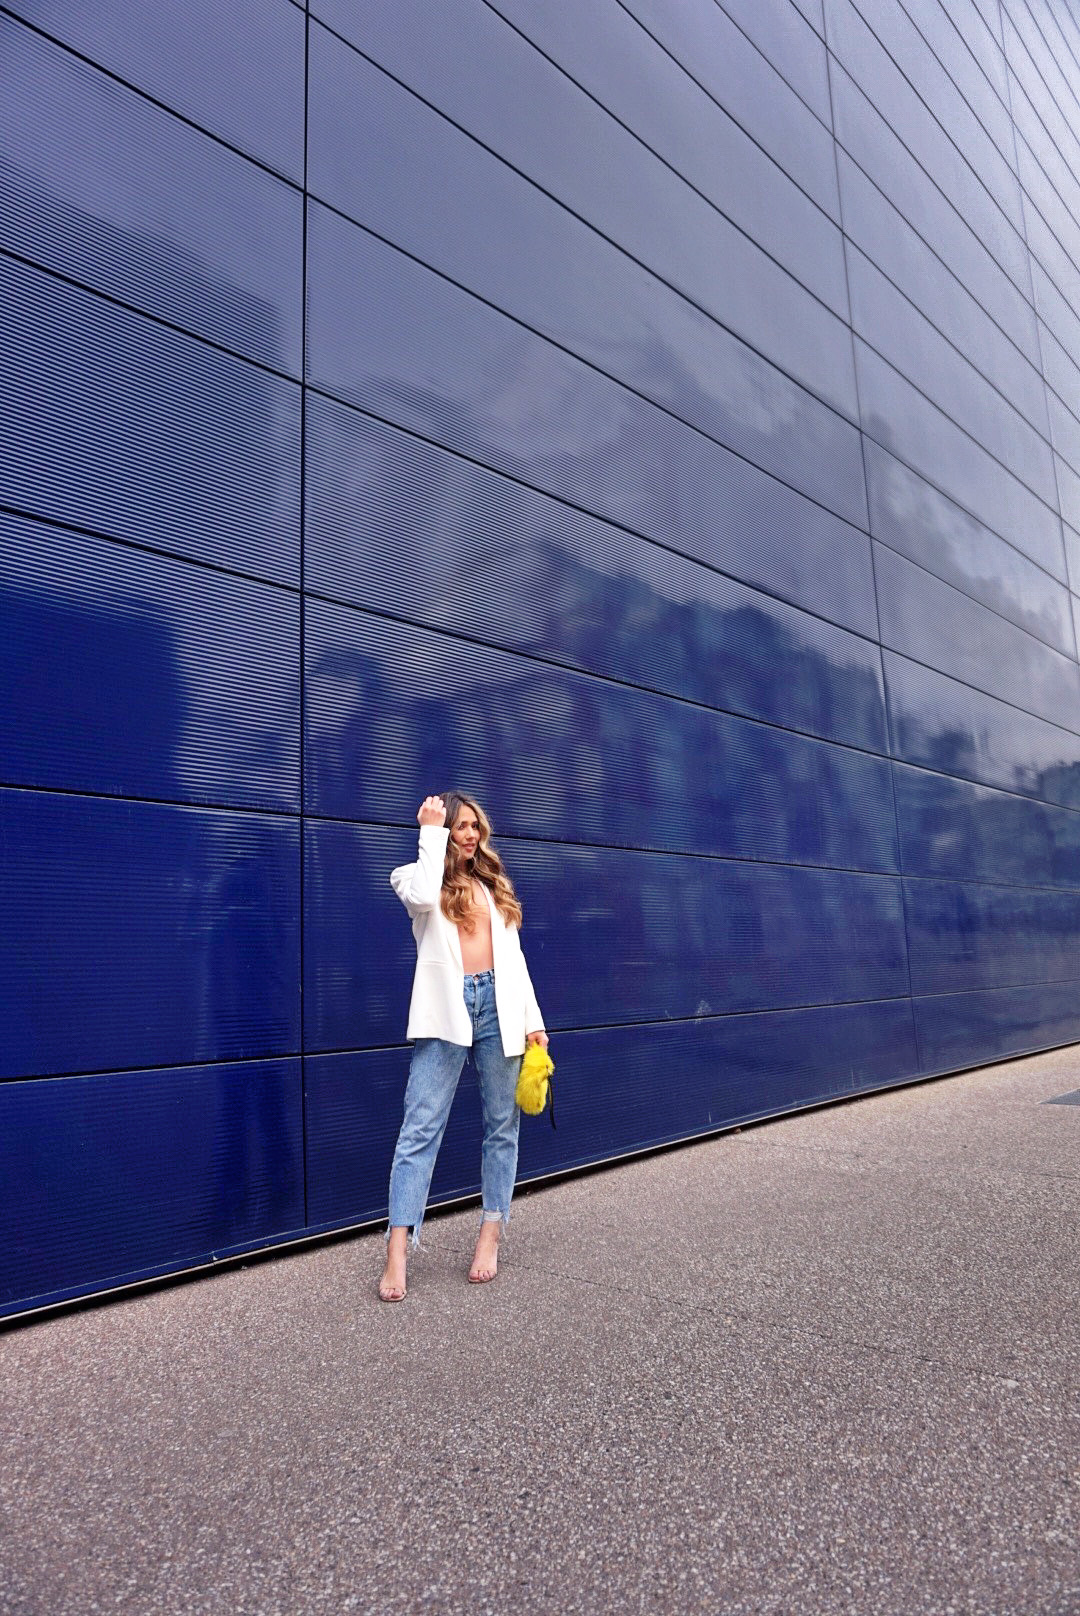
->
[[389, 797, 449, 914]]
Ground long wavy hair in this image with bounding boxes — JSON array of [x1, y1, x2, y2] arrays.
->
[[440, 791, 523, 931]]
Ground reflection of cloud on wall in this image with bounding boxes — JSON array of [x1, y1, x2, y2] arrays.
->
[[866, 440, 1071, 652], [0, 14, 298, 372]]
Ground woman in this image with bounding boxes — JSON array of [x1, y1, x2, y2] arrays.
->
[[379, 792, 548, 1302]]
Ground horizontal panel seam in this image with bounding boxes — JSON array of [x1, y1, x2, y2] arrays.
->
[[303, 810, 903, 875], [476, 0, 847, 298], [301, 378, 874, 620], [0, 501, 301, 595], [305, 996, 918, 1053], [837, 0, 1031, 256], [891, 755, 1080, 819], [859, 426, 1067, 595], [1000, 0, 1080, 169], [0, 484, 883, 720], [884, 645, 1080, 743], [0, 994, 919, 1086], [0, 779, 302, 821], [0, 5, 306, 192], [702, 0, 834, 129], [901, 870, 1080, 896], [912, 973, 1080, 1001], [301, 594, 888, 753], [0, 247, 302, 387], [854, 334, 1061, 515], [308, 18, 861, 426], [9, 984, 1078, 1084], [871, 534, 1076, 661]]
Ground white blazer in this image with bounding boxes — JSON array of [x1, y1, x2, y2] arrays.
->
[[391, 825, 545, 1057]]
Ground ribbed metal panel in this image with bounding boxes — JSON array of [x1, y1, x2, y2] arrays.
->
[[915, 980, 1080, 1074], [1, 0, 306, 182], [304, 204, 872, 607], [850, 252, 1057, 507], [876, 544, 1080, 734], [479, 0, 843, 276], [828, 0, 1027, 277], [831, 63, 1040, 364], [0, 1059, 304, 1313], [0, 257, 301, 585], [303, 604, 895, 854], [2, 790, 300, 1079], [904, 878, 1080, 997], [305, 401, 884, 748], [884, 652, 1080, 809], [6, 0, 1080, 1316], [305, 1000, 918, 1228], [0, 511, 300, 810], [307, 23, 859, 423], [865, 443, 1073, 657], [307, 114, 867, 530], [1048, 393, 1080, 489], [855, 340, 1066, 580], [895, 765, 1080, 891], [839, 155, 1050, 436], [313, 0, 850, 321], [623, 0, 836, 199], [0, 15, 303, 376], [304, 823, 906, 1054]]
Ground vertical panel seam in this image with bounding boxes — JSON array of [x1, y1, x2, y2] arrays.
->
[[999, 16, 1075, 640], [299, 4, 310, 1227], [822, 6, 920, 1070]]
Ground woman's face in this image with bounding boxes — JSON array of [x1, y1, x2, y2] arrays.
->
[[450, 805, 481, 860]]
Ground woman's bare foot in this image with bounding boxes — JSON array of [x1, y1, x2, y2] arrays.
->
[[379, 1228, 408, 1302], [468, 1220, 501, 1284]]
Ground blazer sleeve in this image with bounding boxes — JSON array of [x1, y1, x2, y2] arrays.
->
[[390, 825, 450, 915]]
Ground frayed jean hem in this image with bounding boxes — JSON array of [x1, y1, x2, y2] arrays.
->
[[385, 1223, 423, 1251]]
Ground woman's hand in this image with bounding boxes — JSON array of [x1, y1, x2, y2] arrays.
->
[[526, 1030, 549, 1049], [417, 795, 446, 827]]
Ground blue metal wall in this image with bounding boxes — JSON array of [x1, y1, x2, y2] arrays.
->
[[3, 0, 1079, 1315]]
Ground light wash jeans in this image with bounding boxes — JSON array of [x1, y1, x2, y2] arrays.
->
[[387, 970, 522, 1241]]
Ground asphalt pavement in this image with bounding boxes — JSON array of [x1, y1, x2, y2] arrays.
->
[[2, 1046, 1078, 1615]]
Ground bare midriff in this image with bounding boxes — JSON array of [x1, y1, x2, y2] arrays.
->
[[459, 880, 495, 974]]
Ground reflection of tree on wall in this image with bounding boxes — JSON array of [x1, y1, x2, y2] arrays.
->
[[306, 587, 888, 872], [314, 393, 885, 756], [892, 705, 1080, 812], [0, 121, 288, 368], [900, 769, 1080, 889]]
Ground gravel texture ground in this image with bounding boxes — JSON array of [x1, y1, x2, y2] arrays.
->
[[2, 1048, 1078, 1614]]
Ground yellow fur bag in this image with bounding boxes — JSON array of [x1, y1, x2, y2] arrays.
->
[[515, 1041, 556, 1127]]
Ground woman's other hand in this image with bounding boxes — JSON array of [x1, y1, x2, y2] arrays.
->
[[417, 796, 447, 827], [526, 1030, 549, 1049]]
